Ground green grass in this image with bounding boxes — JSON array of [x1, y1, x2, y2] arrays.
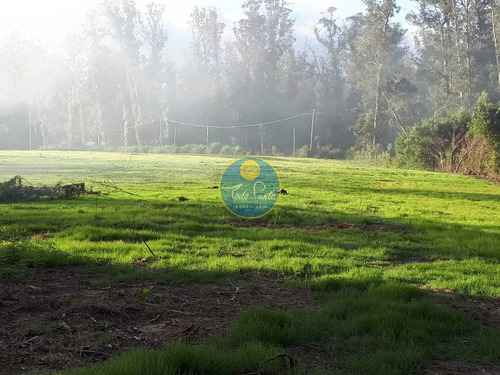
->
[[0, 151, 499, 374]]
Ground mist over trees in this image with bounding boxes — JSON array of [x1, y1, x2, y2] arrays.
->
[[1, 0, 500, 158]]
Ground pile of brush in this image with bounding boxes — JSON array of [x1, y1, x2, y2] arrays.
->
[[0, 176, 100, 202]]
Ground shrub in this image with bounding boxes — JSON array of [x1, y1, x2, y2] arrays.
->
[[395, 110, 470, 172], [270, 145, 284, 156], [395, 94, 500, 176], [295, 145, 309, 158], [349, 145, 393, 167], [220, 145, 242, 155], [315, 144, 346, 159], [468, 93, 500, 174]]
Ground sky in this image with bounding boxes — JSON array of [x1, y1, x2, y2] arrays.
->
[[0, 0, 417, 60]]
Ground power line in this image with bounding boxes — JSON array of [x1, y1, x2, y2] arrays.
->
[[104, 110, 314, 133], [106, 117, 160, 133], [167, 110, 313, 129]]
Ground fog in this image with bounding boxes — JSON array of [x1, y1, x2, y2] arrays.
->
[[1, 0, 499, 155]]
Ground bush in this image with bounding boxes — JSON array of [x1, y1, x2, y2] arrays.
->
[[270, 145, 284, 156], [349, 145, 393, 167], [295, 145, 309, 158], [395, 94, 500, 176], [315, 144, 346, 159], [81, 144, 238, 156], [395, 110, 470, 172], [468, 93, 500, 174], [207, 142, 222, 154], [220, 145, 242, 155]]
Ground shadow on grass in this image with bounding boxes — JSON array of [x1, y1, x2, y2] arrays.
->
[[0, 240, 499, 375], [0, 240, 237, 284], [1, 194, 499, 273], [354, 186, 500, 202]]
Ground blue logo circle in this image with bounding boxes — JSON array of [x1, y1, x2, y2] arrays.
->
[[220, 157, 281, 219]]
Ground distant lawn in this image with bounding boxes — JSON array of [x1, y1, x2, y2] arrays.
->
[[0, 150, 499, 375]]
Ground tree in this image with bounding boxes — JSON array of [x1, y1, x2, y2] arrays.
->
[[491, 0, 500, 88], [102, 0, 142, 146], [234, 0, 294, 99], [231, 0, 296, 152], [309, 7, 352, 147], [408, 0, 498, 117], [140, 3, 169, 145], [181, 5, 226, 142], [346, 0, 409, 148]]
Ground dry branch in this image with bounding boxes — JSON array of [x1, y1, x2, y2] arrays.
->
[[0, 176, 100, 202]]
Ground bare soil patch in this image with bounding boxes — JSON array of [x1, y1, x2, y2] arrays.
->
[[414, 360, 500, 375], [424, 287, 500, 329], [0, 267, 311, 375], [231, 221, 408, 233]]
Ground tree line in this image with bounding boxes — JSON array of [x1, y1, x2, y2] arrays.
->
[[0, 0, 499, 162]]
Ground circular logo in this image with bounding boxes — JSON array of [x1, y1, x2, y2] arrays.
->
[[240, 160, 260, 180], [220, 157, 281, 219]]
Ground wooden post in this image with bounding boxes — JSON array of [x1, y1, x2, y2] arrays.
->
[[159, 111, 163, 147], [293, 128, 296, 157], [173, 126, 177, 147], [309, 109, 315, 151], [28, 112, 32, 151], [260, 124, 264, 155], [206, 126, 209, 145]]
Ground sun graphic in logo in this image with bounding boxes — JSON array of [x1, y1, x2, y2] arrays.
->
[[240, 160, 260, 181]]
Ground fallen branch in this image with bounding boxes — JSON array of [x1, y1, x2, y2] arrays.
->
[[0, 176, 100, 202], [19, 336, 39, 346], [149, 315, 161, 323], [142, 240, 157, 258], [97, 180, 137, 196]]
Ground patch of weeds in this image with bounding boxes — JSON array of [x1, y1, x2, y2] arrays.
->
[[97, 331, 115, 345], [137, 287, 152, 303], [59, 341, 297, 375]]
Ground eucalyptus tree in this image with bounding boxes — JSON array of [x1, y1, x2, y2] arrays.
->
[[182, 5, 226, 139], [0, 33, 64, 149], [231, 0, 296, 151], [102, 0, 143, 146], [408, 0, 498, 116], [140, 2, 168, 145], [490, 0, 500, 88], [311, 6, 352, 147], [233, 0, 295, 105], [346, 0, 408, 148]]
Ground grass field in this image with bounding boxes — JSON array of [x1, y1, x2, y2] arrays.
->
[[0, 151, 499, 375]]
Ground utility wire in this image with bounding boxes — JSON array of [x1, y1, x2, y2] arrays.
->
[[103, 110, 314, 133], [167, 110, 313, 129]]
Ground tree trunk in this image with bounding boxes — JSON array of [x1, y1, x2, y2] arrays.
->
[[440, 23, 450, 97], [452, 0, 464, 100], [464, 0, 473, 108], [491, 0, 500, 88], [372, 0, 392, 147], [36, 90, 47, 148]]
